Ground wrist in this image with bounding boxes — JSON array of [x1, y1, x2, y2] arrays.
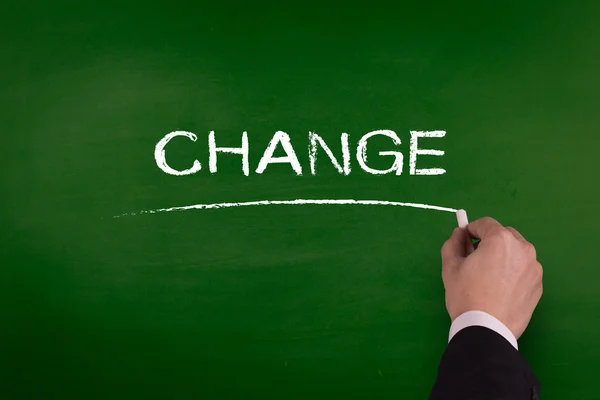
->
[[449, 310, 519, 350]]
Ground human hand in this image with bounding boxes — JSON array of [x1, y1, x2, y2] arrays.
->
[[441, 217, 543, 339]]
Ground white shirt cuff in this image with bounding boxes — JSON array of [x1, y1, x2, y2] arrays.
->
[[448, 310, 518, 350]]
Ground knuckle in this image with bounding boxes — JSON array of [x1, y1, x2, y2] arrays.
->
[[441, 236, 456, 254], [531, 261, 543, 282], [494, 228, 513, 242], [441, 240, 451, 255], [441, 267, 450, 280], [480, 216, 496, 225], [525, 242, 537, 258]]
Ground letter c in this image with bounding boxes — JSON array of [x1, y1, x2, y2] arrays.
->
[[154, 131, 202, 176]]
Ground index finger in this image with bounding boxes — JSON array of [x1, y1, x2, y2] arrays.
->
[[441, 227, 470, 270], [467, 217, 504, 240]]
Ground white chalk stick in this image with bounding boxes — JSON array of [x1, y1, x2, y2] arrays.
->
[[456, 209, 469, 229]]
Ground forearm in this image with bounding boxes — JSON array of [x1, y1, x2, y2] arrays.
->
[[430, 326, 539, 400]]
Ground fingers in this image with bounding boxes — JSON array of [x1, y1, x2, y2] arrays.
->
[[467, 217, 504, 240], [441, 228, 469, 272]]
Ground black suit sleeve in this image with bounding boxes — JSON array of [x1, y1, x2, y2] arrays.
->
[[429, 326, 540, 400]]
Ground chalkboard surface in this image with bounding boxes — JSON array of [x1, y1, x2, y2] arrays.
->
[[2, 1, 600, 398]]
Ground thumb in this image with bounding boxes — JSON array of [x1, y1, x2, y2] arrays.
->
[[467, 216, 504, 240], [441, 228, 469, 273]]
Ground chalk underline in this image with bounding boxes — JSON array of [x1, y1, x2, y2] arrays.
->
[[113, 199, 458, 218]]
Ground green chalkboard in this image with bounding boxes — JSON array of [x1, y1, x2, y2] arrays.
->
[[2, 1, 600, 398]]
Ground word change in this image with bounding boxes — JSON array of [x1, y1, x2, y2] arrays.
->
[[155, 130, 446, 176]]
